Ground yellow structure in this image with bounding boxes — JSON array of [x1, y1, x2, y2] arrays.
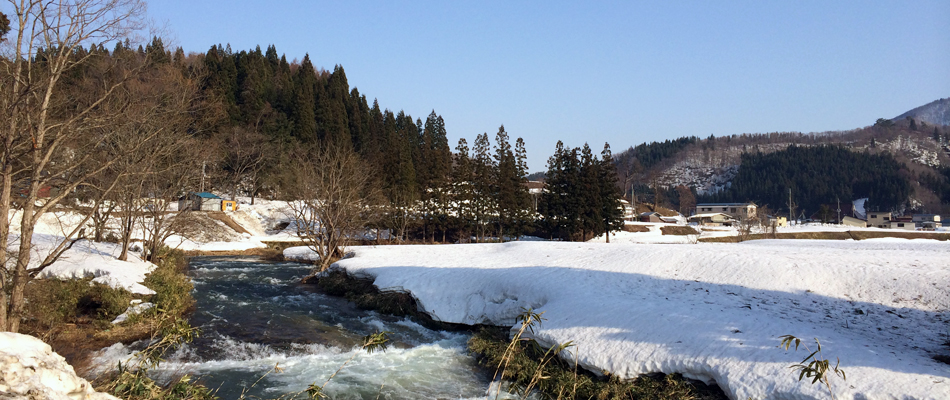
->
[[221, 200, 238, 212], [768, 216, 788, 228]]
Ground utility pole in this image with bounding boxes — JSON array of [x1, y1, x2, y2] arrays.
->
[[787, 188, 795, 225], [836, 197, 841, 225]]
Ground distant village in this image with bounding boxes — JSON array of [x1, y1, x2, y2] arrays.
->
[[629, 200, 942, 231]]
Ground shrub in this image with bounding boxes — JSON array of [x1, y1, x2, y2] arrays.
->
[[143, 247, 194, 318], [470, 309, 726, 400], [25, 278, 132, 328]]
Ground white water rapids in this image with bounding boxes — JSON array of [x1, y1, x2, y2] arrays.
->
[[90, 256, 516, 399]]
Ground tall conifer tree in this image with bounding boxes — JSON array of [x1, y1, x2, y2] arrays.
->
[[472, 132, 494, 241], [599, 143, 624, 242], [291, 54, 318, 142]]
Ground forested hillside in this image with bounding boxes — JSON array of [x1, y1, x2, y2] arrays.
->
[[700, 145, 911, 214], [192, 42, 452, 204], [614, 108, 950, 216]]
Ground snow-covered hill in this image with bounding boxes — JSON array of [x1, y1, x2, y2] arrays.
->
[[894, 97, 950, 126]]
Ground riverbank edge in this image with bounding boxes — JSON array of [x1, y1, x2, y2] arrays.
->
[[21, 247, 215, 399], [303, 267, 728, 400]]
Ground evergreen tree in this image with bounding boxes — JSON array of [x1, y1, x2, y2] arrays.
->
[[538, 142, 582, 240], [419, 112, 453, 241], [318, 65, 351, 148], [598, 143, 624, 242], [347, 88, 366, 153], [145, 36, 170, 64], [492, 126, 521, 239], [472, 132, 495, 241], [512, 137, 534, 237], [451, 138, 475, 242], [291, 54, 318, 142], [578, 144, 601, 240]]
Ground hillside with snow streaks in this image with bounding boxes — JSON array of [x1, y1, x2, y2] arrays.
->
[[330, 240, 950, 400], [894, 98, 950, 126]]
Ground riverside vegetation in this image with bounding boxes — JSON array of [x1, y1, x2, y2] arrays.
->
[[22, 247, 217, 399], [309, 270, 728, 400]]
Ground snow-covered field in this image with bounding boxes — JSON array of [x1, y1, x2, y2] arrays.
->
[[12, 197, 950, 399], [313, 239, 950, 400]]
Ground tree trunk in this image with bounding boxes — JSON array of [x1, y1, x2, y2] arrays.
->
[[118, 213, 132, 261], [0, 161, 12, 329], [8, 205, 38, 332]]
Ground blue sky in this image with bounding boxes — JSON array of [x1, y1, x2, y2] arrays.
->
[[149, 1, 949, 172]]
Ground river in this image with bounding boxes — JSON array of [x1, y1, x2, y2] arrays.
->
[[96, 256, 506, 399]]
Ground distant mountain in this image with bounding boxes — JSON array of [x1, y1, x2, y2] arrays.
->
[[613, 112, 950, 214], [893, 97, 950, 126]]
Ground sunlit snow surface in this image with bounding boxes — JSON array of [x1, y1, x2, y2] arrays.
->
[[317, 239, 950, 400]]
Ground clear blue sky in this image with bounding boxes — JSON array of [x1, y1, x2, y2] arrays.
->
[[149, 1, 949, 172]]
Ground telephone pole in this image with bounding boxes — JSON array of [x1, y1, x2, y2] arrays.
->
[[836, 197, 841, 225], [787, 188, 795, 225]]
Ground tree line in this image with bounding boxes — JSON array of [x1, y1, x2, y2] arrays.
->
[[538, 142, 624, 242], [0, 0, 633, 329], [700, 145, 911, 215]]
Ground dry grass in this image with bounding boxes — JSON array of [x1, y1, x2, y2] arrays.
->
[[661, 226, 699, 236], [469, 327, 727, 400], [623, 224, 651, 233], [183, 247, 284, 259], [849, 230, 950, 241], [699, 230, 950, 243]]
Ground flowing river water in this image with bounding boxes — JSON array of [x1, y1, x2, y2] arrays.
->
[[95, 256, 507, 399]]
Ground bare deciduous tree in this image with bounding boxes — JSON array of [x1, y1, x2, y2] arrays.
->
[[281, 146, 377, 273], [104, 61, 200, 261], [0, 0, 148, 332], [221, 126, 269, 202]]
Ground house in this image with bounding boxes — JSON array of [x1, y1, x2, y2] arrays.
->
[[694, 203, 756, 221], [659, 215, 686, 224], [766, 215, 788, 228], [841, 216, 867, 228], [687, 213, 736, 227], [179, 192, 223, 212], [619, 199, 636, 221], [912, 214, 941, 230], [524, 181, 545, 211], [867, 212, 892, 228], [639, 212, 662, 223], [888, 216, 915, 231]]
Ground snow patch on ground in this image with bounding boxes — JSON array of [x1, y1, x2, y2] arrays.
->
[[0, 332, 119, 400], [330, 240, 950, 400], [111, 301, 154, 324], [33, 235, 156, 295]]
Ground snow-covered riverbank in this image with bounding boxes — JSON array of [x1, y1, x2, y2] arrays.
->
[[0, 333, 118, 399], [311, 239, 950, 400]]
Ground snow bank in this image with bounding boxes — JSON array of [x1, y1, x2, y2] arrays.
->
[[165, 234, 266, 252], [32, 236, 156, 295], [284, 245, 320, 262], [332, 240, 950, 400], [0, 332, 119, 400]]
